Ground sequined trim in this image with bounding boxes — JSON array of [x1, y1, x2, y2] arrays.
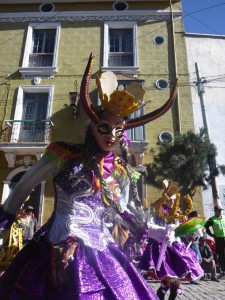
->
[[43, 142, 83, 168]]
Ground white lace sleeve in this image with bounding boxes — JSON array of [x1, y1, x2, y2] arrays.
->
[[3, 156, 61, 215], [147, 223, 168, 243]]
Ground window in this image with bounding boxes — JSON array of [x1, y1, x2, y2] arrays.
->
[[102, 21, 138, 75], [153, 36, 165, 45], [39, 2, 55, 12], [109, 29, 133, 66], [155, 79, 169, 89], [159, 131, 173, 144], [29, 29, 56, 67], [117, 80, 145, 141], [11, 85, 54, 143], [113, 1, 128, 11], [19, 93, 49, 142], [126, 107, 145, 141], [19, 23, 61, 78]]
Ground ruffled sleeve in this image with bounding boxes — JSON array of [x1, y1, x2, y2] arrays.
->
[[2, 155, 60, 215], [3, 142, 82, 216], [43, 141, 83, 169]]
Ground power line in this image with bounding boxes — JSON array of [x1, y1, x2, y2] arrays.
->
[[182, 2, 225, 18], [0, 1, 224, 134], [205, 86, 225, 88], [0, 1, 83, 47], [0, 1, 223, 76], [179, 1, 225, 35]]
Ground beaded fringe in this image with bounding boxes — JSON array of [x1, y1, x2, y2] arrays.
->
[[43, 142, 82, 168]]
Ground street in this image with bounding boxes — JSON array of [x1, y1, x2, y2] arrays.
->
[[148, 275, 225, 300]]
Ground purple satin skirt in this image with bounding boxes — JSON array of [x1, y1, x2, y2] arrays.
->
[[0, 237, 158, 300], [138, 238, 203, 281]]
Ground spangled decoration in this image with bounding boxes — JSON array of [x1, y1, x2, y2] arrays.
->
[[80, 53, 179, 129]]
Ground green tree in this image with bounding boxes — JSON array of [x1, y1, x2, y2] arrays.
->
[[145, 128, 225, 195]]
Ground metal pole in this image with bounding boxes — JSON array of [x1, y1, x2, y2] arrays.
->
[[195, 62, 219, 202]]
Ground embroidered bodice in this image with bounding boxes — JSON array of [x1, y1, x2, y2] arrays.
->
[[47, 158, 129, 251], [2, 142, 133, 252]]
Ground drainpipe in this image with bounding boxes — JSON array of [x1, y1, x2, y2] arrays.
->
[[169, 0, 181, 133]]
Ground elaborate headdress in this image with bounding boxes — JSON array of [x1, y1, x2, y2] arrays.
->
[[80, 53, 178, 129]]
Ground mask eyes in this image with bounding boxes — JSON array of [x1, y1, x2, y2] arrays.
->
[[97, 124, 110, 134], [97, 123, 124, 138], [115, 129, 124, 138]]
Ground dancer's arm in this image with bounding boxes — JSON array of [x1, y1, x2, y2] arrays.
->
[[0, 156, 61, 230]]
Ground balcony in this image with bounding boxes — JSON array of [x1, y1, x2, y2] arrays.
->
[[1, 120, 53, 143], [0, 120, 53, 168]]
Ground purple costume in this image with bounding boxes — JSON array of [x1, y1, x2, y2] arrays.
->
[[0, 142, 158, 300], [139, 238, 203, 281], [138, 212, 203, 281]]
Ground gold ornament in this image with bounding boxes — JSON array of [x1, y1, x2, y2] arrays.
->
[[96, 71, 145, 117], [154, 179, 193, 224]]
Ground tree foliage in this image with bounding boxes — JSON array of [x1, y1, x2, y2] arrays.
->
[[145, 128, 225, 194]]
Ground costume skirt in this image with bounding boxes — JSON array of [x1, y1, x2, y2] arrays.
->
[[138, 238, 203, 281], [0, 237, 158, 300]]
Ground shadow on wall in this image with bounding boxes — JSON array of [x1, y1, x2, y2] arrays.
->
[[50, 103, 88, 143], [50, 89, 98, 143]]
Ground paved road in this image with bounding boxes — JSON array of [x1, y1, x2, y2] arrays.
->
[[148, 275, 225, 300]]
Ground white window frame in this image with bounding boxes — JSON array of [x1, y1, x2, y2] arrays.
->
[[19, 23, 61, 78], [127, 107, 145, 141], [102, 21, 138, 75], [117, 79, 145, 141], [12, 85, 54, 142]]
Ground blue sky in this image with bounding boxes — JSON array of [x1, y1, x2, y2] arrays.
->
[[181, 0, 225, 35]]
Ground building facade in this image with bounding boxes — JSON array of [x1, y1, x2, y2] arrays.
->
[[185, 33, 225, 219], [0, 0, 202, 226]]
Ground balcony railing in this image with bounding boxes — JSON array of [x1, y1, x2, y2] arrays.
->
[[28, 53, 53, 67], [0, 120, 53, 143]]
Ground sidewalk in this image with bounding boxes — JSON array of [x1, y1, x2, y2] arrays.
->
[[148, 275, 225, 300]]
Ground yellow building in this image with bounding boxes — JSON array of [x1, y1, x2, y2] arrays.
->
[[0, 0, 203, 227]]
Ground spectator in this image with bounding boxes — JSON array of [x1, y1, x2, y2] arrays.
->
[[183, 233, 202, 264], [188, 210, 200, 218], [182, 211, 204, 285], [205, 238, 218, 264], [21, 206, 38, 245], [204, 203, 225, 275], [199, 234, 220, 282], [187, 211, 204, 264]]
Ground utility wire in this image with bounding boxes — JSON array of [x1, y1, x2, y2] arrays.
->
[[181, 1, 225, 35], [183, 2, 225, 18], [0, 1, 224, 76], [0, 1, 83, 47], [0, 1, 224, 132]]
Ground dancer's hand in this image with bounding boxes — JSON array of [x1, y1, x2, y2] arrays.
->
[[50, 242, 78, 288], [165, 230, 176, 246]]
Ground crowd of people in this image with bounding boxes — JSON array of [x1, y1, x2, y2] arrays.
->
[[0, 53, 224, 300]]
